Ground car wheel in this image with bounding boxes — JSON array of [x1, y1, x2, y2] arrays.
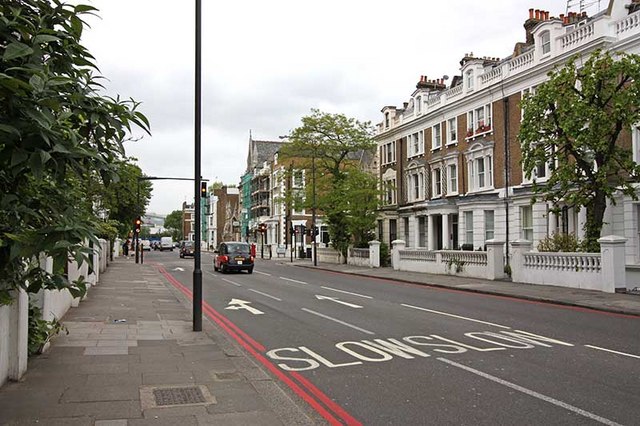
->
[[247, 267, 253, 274], [220, 264, 226, 274], [213, 263, 218, 272]]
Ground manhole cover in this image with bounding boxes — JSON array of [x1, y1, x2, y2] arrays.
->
[[140, 385, 216, 409], [154, 387, 205, 406]]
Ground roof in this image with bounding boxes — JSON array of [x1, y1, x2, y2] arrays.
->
[[245, 138, 284, 172]]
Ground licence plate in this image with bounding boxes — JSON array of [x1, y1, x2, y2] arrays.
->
[[235, 258, 243, 264]]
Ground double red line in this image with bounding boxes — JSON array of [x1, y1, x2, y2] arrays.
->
[[157, 265, 361, 426]]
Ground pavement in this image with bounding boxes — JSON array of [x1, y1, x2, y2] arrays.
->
[[1, 255, 639, 426]]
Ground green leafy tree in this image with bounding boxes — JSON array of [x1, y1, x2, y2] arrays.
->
[[164, 210, 184, 241], [0, 1, 150, 305], [280, 109, 377, 258], [519, 49, 640, 252]]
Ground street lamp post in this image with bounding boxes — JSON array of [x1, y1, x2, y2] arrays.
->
[[193, 0, 203, 332], [311, 155, 317, 266]]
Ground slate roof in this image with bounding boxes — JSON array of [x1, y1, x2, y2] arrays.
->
[[245, 138, 284, 172]]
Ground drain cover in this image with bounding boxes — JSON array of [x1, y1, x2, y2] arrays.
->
[[154, 387, 205, 406], [140, 385, 216, 409]]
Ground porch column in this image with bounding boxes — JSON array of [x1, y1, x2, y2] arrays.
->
[[427, 215, 434, 250], [548, 204, 557, 235], [577, 208, 587, 239], [442, 214, 450, 249]]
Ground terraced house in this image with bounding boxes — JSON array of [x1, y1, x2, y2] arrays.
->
[[375, 1, 640, 276]]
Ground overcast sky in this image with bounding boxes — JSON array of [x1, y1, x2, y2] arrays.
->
[[80, 0, 597, 216]]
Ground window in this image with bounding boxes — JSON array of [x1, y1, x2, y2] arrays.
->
[[541, 31, 551, 55], [385, 112, 390, 128], [465, 69, 474, 91], [432, 123, 442, 150], [409, 131, 424, 157], [448, 164, 458, 194], [384, 179, 396, 205], [404, 217, 410, 242], [418, 216, 427, 247], [521, 206, 533, 241], [484, 210, 495, 242], [412, 174, 420, 200], [378, 219, 383, 241], [293, 170, 305, 188], [432, 167, 442, 198], [467, 104, 492, 136], [416, 96, 422, 114], [447, 117, 457, 144], [389, 219, 397, 242], [382, 141, 396, 165], [464, 211, 474, 245], [468, 155, 493, 192]]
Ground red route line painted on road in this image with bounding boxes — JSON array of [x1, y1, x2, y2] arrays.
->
[[156, 265, 361, 426], [316, 268, 640, 319]]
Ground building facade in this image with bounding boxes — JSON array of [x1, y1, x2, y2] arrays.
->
[[375, 2, 640, 269]]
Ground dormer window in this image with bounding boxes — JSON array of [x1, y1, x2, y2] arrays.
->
[[385, 112, 390, 128], [465, 69, 474, 91], [416, 96, 422, 114], [541, 30, 551, 55]]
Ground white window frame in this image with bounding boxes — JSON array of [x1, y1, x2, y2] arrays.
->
[[484, 210, 495, 242], [464, 211, 474, 245], [467, 104, 492, 137], [447, 117, 457, 145], [465, 69, 474, 91], [383, 178, 396, 205], [432, 123, 442, 150], [446, 163, 458, 196], [416, 96, 422, 114], [467, 154, 493, 192], [521, 205, 533, 241], [541, 30, 551, 55], [432, 167, 442, 198], [382, 141, 396, 165]]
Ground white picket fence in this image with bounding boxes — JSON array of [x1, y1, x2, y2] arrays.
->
[[0, 239, 111, 388]]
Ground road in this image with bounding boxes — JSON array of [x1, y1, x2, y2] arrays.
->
[[148, 250, 640, 425]]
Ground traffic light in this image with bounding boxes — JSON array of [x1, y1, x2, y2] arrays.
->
[[134, 217, 142, 234], [200, 181, 207, 197], [259, 223, 267, 233], [313, 225, 319, 236]]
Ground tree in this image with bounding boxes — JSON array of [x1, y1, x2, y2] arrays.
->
[[0, 1, 150, 305], [280, 109, 377, 257], [519, 49, 640, 252], [164, 210, 184, 241]]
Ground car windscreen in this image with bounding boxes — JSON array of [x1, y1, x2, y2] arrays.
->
[[226, 243, 250, 254], [184, 242, 194, 248]]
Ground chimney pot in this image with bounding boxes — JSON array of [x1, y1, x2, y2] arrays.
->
[[535, 9, 540, 20], [546, 11, 550, 20], [529, 8, 534, 19]]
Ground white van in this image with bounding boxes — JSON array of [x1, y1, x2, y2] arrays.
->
[[160, 237, 174, 251]]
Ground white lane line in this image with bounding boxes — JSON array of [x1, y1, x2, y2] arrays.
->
[[301, 308, 374, 335], [249, 288, 282, 301], [585, 345, 640, 359], [321, 286, 373, 299], [437, 357, 622, 426], [280, 277, 308, 285], [402, 303, 511, 329], [221, 278, 242, 287], [255, 271, 271, 276]]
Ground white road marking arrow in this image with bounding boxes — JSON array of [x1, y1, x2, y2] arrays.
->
[[225, 298, 264, 315], [173, 267, 185, 271], [315, 295, 362, 308]]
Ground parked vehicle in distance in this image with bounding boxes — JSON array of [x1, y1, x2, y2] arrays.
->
[[140, 240, 152, 251], [160, 236, 174, 251], [214, 242, 254, 274], [179, 241, 195, 258]]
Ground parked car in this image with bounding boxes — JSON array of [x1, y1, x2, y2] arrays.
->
[[140, 240, 152, 251], [179, 241, 195, 258], [214, 242, 254, 274]]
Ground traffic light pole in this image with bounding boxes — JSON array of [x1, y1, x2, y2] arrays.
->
[[193, 0, 203, 332]]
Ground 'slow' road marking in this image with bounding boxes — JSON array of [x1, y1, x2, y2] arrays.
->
[[438, 357, 622, 426], [402, 303, 511, 329], [584, 345, 640, 359], [255, 271, 271, 276], [280, 277, 308, 285], [249, 288, 282, 301], [321, 286, 372, 299], [301, 308, 374, 335]]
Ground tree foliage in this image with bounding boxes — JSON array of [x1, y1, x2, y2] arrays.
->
[[519, 50, 640, 251], [280, 109, 378, 257], [0, 1, 150, 304], [164, 210, 184, 241]]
